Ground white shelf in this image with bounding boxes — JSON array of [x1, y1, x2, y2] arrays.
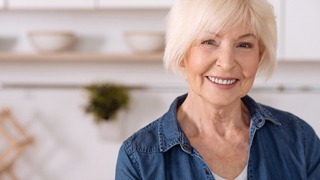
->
[[97, 0, 173, 9], [4, 0, 173, 10], [0, 52, 163, 62], [7, 0, 95, 9]]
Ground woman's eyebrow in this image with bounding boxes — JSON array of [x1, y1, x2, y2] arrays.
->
[[204, 32, 256, 39], [239, 33, 256, 39]]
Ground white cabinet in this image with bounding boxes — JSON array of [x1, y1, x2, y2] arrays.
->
[[8, 0, 95, 9], [268, 0, 285, 60], [0, 0, 5, 8], [284, 0, 320, 60], [98, 0, 173, 9]]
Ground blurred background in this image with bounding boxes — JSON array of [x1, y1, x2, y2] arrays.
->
[[0, 0, 320, 179]]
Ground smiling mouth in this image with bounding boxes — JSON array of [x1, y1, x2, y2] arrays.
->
[[207, 76, 238, 85]]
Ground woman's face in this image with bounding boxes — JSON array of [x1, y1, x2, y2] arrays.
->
[[181, 26, 261, 106]]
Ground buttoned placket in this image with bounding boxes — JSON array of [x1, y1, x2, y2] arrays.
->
[[247, 117, 265, 180], [178, 136, 215, 180], [194, 148, 215, 180]]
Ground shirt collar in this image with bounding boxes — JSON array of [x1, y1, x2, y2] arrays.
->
[[158, 94, 190, 153], [158, 94, 282, 152], [242, 95, 282, 127]]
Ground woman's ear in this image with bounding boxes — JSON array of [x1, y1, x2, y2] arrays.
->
[[179, 59, 185, 68], [259, 42, 265, 61], [180, 52, 189, 68]]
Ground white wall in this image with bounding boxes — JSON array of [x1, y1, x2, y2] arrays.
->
[[0, 11, 320, 180], [252, 62, 320, 135]]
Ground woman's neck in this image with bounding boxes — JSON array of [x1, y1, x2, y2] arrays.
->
[[177, 94, 250, 138]]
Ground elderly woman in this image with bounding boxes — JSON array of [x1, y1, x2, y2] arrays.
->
[[116, 0, 320, 179]]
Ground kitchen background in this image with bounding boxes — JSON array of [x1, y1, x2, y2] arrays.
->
[[0, 0, 320, 180]]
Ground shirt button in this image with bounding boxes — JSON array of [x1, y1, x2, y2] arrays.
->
[[205, 169, 210, 175], [183, 145, 190, 150]]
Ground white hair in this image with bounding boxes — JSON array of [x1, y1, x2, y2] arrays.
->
[[163, 0, 277, 78]]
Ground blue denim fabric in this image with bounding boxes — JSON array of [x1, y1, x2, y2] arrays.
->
[[116, 94, 320, 180]]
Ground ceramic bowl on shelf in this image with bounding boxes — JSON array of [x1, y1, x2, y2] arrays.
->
[[28, 31, 76, 53], [124, 31, 165, 54]]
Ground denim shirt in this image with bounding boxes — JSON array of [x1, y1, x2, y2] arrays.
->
[[116, 94, 320, 180]]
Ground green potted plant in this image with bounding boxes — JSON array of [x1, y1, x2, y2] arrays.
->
[[84, 83, 130, 140]]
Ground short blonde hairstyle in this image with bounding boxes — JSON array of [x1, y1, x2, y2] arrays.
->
[[164, 0, 277, 78]]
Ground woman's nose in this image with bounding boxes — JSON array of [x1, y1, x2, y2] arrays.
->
[[215, 45, 236, 70]]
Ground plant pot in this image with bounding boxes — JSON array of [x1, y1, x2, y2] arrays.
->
[[96, 110, 127, 141], [97, 119, 123, 141]]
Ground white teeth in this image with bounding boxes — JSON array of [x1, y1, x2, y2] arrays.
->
[[223, 80, 227, 84], [208, 77, 236, 85]]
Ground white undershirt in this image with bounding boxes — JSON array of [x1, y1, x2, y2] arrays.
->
[[212, 165, 247, 180]]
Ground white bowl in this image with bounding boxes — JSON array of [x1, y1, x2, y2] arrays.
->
[[28, 31, 76, 53], [124, 31, 165, 54]]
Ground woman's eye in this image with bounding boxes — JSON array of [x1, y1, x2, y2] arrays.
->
[[202, 40, 216, 45], [238, 42, 253, 48]]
